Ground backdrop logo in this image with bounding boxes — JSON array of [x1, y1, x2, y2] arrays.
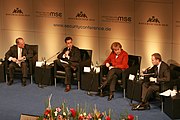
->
[[68, 11, 95, 21], [139, 16, 168, 26], [35, 11, 63, 18], [147, 16, 160, 23], [12, 8, 23, 14], [101, 16, 132, 23], [6, 8, 30, 16], [76, 11, 87, 18]]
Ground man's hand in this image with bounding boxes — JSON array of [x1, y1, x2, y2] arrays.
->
[[106, 63, 110, 67], [18, 56, 26, 61], [149, 77, 157, 83], [109, 66, 114, 70], [11, 58, 17, 62], [142, 68, 146, 73], [64, 51, 70, 59]]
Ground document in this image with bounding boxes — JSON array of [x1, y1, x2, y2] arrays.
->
[[60, 59, 69, 64]]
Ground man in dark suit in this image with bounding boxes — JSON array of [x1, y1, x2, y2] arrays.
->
[[57, 37, 81, 92], [132, 53, 170, 110], [5, 37, 32, 86]]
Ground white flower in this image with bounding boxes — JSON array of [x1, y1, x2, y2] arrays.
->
[[63, 111, 66, 116]]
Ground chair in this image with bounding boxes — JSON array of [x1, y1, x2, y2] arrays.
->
[[99, 55, 141, 98], [155, 81, 171, 112], [170, 64, 180, 91], [5, 45, 38, 84], [153, 64, 178, 112], [54, 49, 92, 89]]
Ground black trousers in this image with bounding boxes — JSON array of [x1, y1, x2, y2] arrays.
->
[[9, 62, 28, 80], [102, 68, 122, 92], [57, 60, 77, 85], [141, 82, 159, 103]]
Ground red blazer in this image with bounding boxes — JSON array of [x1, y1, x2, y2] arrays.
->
[[104, 49, 129, 70]]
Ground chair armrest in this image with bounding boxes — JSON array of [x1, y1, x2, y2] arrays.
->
[[54, 59, 58, 77], [100, 65, 108, 75], [99, 65, 108, 82], [28, 58, 33, 74], [120, 65, 139, 89], [4, 59, 9, 74]]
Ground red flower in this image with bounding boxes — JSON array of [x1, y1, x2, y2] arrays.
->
[[70, 108, 76, 118], [44, 109, 51, 115], [79, 114, 84, 120], [128, 114, 134, 120], [106, 116, 111, 120]]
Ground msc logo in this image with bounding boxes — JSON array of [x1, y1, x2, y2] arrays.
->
[[12, 8, 23, 14], [147, 16, 160, 23], [76, 11, 88, 18], [118, 16, 132, 22], [50, 12, 62, 17]]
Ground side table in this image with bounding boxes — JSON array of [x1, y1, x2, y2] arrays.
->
[[126, 79, 143, 102], [164, 94, 180, 119], [0, 61, 5, 82], [81, 71, 100, 92], [35, 65, 54, 86]]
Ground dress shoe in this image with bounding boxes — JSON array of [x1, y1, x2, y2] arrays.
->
[[22, 78, 26, 87], [108, 94, 114, 101], [7, 79, 13, 86], [64, 85, 71, 92], [132, 103, 150, 110]]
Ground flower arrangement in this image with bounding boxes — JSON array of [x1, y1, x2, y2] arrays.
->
[[38, 94, 135, 120]]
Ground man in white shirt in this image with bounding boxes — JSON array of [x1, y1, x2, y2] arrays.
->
[[5, 37, 32, 86], [132, 53, 170, 110]]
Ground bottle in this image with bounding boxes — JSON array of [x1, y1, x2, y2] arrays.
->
[[136, 70, 140, 81]]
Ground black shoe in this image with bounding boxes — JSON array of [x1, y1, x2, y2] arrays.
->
[[108, 94, 114, 101], [7, 79, 13, 86], [22, 78, 26, 87], [64, 85, 71, 92], [132, 103, 150, 110]]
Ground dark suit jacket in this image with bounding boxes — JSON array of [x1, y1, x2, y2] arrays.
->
[[145, 61, 170, 83], [57, 45, 81, 66], [5, 44, 33, 62]]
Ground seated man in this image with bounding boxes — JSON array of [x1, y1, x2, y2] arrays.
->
[[132, 53, 170, 110], [56, 37, 81, 92], [5, 37, 32, 86], [98, 42, 129, 101]]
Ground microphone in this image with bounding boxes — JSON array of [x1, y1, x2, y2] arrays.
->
[[147, 66, 152, 70], [56, 51, 61, 55], [44, 51, 61, 64], [143, 66, 152, 73]]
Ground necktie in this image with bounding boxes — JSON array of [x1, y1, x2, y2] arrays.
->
[[155, 66, 158, 78]]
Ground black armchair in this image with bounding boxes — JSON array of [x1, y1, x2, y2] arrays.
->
[[5, 45, 38, 84], [153, 64, 180, 112], [100, 55, 141, 98], [170, 64, 180, 91], [54, 49, 92, 89]]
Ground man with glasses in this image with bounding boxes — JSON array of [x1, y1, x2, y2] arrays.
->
[[98, 42, 129, 101], [57, 37, 81, 92]]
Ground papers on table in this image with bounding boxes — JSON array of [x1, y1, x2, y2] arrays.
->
[[159, 89, 177, 97]]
